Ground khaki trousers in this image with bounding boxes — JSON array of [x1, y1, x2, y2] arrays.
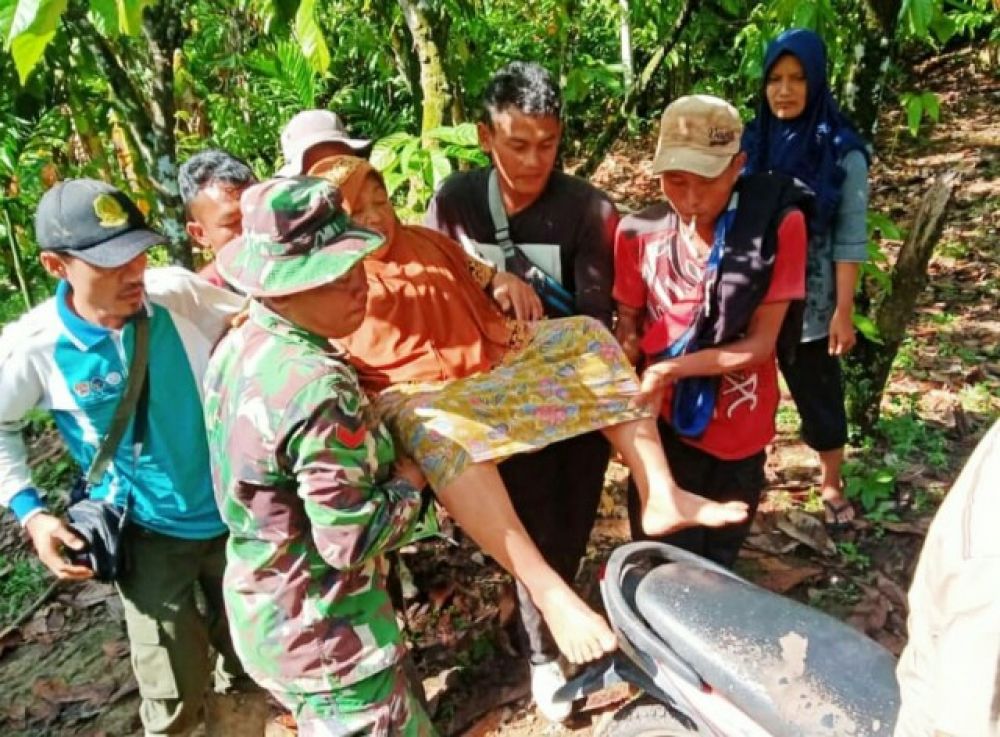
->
[[116, 525, 259, 736]]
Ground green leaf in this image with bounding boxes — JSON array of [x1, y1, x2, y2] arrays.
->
[[903, 93, 924, 136], [868, 211, 903, 240], [562, 67, 588, 105], [930, 12, 956, 44], [87, 0, 117, 36], [0, 0, 17, 40], [382, 170, 405, 197], [901, 0, 935, 37], [270, 0, 298, 27], [370, 131, 415, 171], [861, 261, 893, 293], [874, 468, 896, 486], [114, 0, 154, 35], [845, 476, 862, 500], [853, 313, 884, 344], [7, 0, 68, 84], [920, 91, 940, 122], [426, 123, 479, 148], [399, 139, 424, 178], [773, 0, 802, 22], [442, 144, 489, 167], [429, 149, 452, 188], [792, 1, 817, 28], [293, 0, 329, 75]]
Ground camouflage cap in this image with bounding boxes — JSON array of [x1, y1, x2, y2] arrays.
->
[[216, 176, 383, 298]]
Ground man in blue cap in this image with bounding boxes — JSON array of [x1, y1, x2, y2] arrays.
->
[[0, 179, 266, 735]]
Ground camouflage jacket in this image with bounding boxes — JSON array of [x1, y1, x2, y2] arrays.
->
[[203, 300, 436, 695]]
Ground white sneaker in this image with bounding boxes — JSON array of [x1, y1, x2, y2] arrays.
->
[[531, 659, 573, 723]]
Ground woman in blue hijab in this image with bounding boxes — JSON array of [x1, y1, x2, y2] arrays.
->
[[743, 28, 871, 530]]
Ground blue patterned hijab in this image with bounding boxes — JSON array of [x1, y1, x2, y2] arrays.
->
[[742, 28, 869, 236]]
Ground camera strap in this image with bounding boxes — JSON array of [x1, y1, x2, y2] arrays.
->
[[83, 310, 150, 512]]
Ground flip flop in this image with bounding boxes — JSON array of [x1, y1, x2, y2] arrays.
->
[[823, 499, 855, 533]]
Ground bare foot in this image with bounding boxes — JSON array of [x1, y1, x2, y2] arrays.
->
[[641, 487, 748, 536], [535, 587, 617, 664]]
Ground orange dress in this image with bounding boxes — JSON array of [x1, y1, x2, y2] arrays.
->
[[340, 224, 525, 392]]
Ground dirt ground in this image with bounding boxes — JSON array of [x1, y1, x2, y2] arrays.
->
[[0, 45, 996, 737]]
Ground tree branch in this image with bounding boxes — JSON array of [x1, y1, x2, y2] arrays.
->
[[845, 172, 958, 431]]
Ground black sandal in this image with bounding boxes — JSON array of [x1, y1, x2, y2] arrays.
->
[[823, 499, 855, 533]]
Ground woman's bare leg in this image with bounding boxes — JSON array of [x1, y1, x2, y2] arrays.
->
[[437, 462, 616, 664], [602, 418, 749, 536]]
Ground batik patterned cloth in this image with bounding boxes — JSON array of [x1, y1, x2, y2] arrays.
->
[[375, 315, 650, 491], [203, 299, 437, 713]]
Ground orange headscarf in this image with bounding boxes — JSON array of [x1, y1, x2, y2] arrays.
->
[[310, 156, 514, 391]]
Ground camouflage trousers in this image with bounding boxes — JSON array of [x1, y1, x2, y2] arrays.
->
[[279, 663, 438, 737]]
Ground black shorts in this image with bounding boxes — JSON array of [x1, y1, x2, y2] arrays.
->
[[779, 338, 848, 452]]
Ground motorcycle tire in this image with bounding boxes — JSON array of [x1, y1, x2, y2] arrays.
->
[[599, 696, 695, 737]]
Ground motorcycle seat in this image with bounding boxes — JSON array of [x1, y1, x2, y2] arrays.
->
[[634, 562, 899, 736]]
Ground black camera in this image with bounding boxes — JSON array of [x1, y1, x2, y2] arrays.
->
[[65, 498, 129, 582]]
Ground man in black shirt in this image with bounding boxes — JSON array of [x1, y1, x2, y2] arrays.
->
[[424, 61, 618, 723]]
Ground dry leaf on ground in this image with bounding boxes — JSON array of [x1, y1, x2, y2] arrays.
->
[[751, 557, 824, 594], [774, 510, 837, 557]]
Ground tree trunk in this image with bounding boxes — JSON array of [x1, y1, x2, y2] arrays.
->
[[845, 173, 958, 433], [1, 202, 32, 310], [846, 0, 902, 138], [397, 0, 451, 143], [140, 0, 188, 266], [619, 0, 634, 88], [65, 3, 191, 267], [575, 0, 696, 179], [556, 0, 575, 91], [389, 23, 423, 112], [374, 1, 422, 117]]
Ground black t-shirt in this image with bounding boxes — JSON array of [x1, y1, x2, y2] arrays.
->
[[424, 168, 619, 327]]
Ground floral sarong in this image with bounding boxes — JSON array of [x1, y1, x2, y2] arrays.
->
[[376, 315, 650, 491]]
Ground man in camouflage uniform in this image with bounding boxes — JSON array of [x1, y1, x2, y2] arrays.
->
[[203, 176, 439, 737]]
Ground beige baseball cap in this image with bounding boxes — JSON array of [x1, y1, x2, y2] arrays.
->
[[277, 110, 371, 176], [651, 95, 743, 178]]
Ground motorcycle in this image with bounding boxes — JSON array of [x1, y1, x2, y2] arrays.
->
[[555, 542, 900, 736]]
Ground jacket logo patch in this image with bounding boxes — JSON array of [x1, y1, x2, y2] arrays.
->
[[72, 374, 122, 399], [335, 424, 367, 449]]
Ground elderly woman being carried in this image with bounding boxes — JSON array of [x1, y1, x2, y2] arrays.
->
[[309, 156, 748, 664]]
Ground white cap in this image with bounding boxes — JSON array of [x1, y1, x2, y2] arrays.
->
[[277, 110, 371, 176]]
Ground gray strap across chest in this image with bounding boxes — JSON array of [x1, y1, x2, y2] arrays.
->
[[487, 168, 517, 259]]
